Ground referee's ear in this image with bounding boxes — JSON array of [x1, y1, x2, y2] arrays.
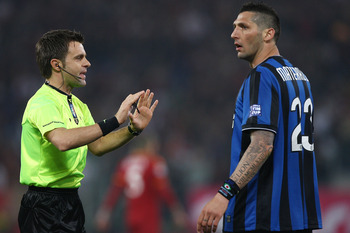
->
[[50, 59, 62, 72]]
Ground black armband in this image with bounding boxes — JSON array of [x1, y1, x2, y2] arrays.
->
[[218, 179, 240, 200], [98, 117, 120, 136]]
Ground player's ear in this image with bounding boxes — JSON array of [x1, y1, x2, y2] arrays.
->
[[50, 59, 61, 72], [263, 28, 275, 42]]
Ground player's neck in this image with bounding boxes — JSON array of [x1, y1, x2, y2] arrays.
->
[[250, 45, 280, 68]]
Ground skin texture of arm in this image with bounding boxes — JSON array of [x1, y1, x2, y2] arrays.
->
[[88, 126, 134, 156], [230, 130, 274, 188], [197, 130, 274, 233]]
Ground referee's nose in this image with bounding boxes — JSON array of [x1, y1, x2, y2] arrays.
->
[[84, 58, 91, 68]]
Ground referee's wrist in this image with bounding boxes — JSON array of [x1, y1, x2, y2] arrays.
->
[[127, 123, 142, 136], [97, 116, 120, 136]]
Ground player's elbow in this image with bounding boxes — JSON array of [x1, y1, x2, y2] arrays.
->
[[267, 144, 274, 156]]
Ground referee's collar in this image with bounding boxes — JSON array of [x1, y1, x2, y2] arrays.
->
[[45, 81, 71, 97]]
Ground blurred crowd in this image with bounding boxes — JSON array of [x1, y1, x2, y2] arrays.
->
[[0, 0, 350, 232]]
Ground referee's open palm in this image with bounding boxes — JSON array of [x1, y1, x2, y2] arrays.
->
[[129, 89, 158, 131], [115, 90, 144, 124]]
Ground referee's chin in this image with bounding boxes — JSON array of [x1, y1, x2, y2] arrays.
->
[[73, 79, 87, 88]]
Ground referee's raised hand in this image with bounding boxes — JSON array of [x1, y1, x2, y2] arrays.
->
[[114, 90, 145, 125], [115, 89, 158, 130], [129, 89, 158, 131]]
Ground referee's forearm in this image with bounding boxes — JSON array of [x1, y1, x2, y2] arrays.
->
[[88, 126, 134, 156]]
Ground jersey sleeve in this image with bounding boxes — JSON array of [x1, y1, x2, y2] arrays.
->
[[241, 67, 279, 133], [28, 99, 67, 137]]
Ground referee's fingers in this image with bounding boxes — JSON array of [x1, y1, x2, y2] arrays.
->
[[130, 91, 145, 103], [146, 91, 154, 108], [150, 99, 158, 113]]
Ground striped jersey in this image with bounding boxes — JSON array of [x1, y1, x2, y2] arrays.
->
[[223, 56, 322, 232]]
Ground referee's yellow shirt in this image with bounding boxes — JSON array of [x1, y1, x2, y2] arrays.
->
[[20, 84, 95, 188]]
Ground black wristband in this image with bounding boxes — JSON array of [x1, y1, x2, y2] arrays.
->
[[98, 117, 120, 136], [218, 179, 240, 200], [127, 123, 142, 136]]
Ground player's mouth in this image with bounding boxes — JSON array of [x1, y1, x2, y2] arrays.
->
[[235, 42, 242, 51]]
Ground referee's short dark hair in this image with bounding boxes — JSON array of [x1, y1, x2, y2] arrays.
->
[[239, 2, 281, 43], [36, 29, 84, 79]]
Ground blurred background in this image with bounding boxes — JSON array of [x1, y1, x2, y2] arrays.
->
[[1, 0, 350, 232]]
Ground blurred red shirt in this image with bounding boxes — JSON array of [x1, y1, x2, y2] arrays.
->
[[101, 151, 177, 233]]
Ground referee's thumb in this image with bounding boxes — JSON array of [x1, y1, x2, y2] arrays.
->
[[128, 113, 134, 122]]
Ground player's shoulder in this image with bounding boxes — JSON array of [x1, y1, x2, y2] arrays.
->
[[254, 56, 293, 80], [258, 56, 292, 69], [248, 64, 276, 82]]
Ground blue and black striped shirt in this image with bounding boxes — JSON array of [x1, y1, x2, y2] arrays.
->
[[224, 56, 322, 232]]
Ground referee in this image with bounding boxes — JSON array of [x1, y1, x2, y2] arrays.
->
[[197, 3, 322, 233], [18, 29, 158, 232]]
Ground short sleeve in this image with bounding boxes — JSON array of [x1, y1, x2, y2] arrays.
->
[[241, 67, 279, 133], [28, 100, 66, 137]]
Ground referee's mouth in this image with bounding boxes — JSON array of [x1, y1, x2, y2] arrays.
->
[[79, 71, 87, 79]]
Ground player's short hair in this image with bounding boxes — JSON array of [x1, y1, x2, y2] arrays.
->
[[36, 29, 84, 79], [239, 2, 280, 43]]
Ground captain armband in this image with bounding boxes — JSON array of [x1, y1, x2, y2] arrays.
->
[[218, 179, 240, 200]]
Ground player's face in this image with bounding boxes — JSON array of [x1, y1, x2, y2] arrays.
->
[[63, 41, 91, 87], [231, 11, 264, 64]]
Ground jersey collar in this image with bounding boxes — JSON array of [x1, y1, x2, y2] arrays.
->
[[44, 81, 71, 97]]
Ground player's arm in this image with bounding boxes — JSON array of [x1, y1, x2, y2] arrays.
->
[[95, 184, 123, 232], [152, 159, 188, 230], [230, 129, 274, 187], [197, 130, 274, 233], [95, 169, 124, 232]]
